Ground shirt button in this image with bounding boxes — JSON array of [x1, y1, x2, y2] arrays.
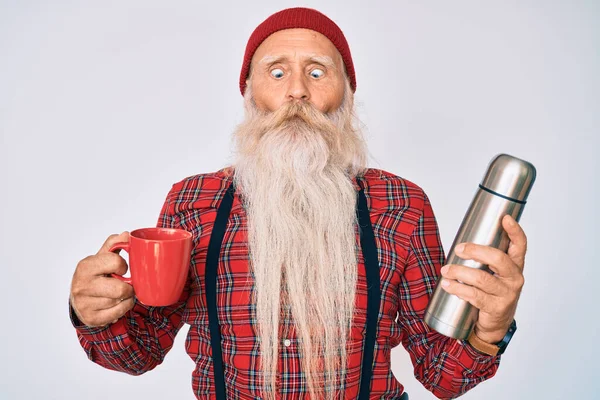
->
[[283, 339, 291, 347]]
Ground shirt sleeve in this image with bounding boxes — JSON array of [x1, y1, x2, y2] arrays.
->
[[69, 184, 191, 376], [397, 192, 501, 399]]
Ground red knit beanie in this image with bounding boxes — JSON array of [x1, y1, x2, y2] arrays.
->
[[239, 7, 356, 96]]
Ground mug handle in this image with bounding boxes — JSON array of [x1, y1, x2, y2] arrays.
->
[[108, 242, 132, 285]]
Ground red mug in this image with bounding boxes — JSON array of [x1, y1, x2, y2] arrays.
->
[[109, 227, 193, 306]]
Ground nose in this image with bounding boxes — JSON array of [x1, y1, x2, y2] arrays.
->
[[286, 73, 310, 102]]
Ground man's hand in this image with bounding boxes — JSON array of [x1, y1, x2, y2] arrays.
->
[[440, 214, 527, 344], [70, 232, 135, 328]]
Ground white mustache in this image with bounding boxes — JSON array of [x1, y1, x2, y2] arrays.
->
[[257, 100, 340, 141]]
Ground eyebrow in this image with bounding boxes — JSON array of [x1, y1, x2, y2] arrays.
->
[[257, 54, 337, 70]]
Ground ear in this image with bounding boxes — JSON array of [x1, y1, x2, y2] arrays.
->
[[244, 67, 252, 93], [244, 77, 253, 96]]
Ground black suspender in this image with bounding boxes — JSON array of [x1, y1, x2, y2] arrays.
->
[[205, 181, 382, 399], [356, 180, 381, 400], [205, 183, 236, 400]]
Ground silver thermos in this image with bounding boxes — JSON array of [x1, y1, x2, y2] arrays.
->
[[424, 153, 536, 339]]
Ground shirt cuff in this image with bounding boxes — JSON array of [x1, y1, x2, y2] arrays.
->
[[69, 299, 131, 345]]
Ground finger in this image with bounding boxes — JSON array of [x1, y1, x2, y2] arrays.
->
[[441, 264, 509, 297], [79, 252, 129, 277], [502, 215, 527, 270], [87, 296, 134, 311], [454, 242, 519, 278], [84, 298, 135, 328], [440, 278, 496, 314], [83, 276, 135, 300], [97, 231, 130, 255], [74, 295, 133, 312]]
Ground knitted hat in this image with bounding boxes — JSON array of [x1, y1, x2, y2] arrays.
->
[[239, 7, 356, 96]]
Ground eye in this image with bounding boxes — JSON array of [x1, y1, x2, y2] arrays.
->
[[310, 68, 324, 79], [270, 68, 284, 79]]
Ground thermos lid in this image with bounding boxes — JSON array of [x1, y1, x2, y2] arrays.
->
[[480, 154, 537, 203]]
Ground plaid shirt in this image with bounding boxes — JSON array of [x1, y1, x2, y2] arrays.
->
[[71, 167, 501, 399]]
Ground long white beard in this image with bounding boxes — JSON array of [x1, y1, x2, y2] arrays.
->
[[231, 79, 368, 400]]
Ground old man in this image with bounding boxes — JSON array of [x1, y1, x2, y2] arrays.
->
[[69, 7, 527, 400]]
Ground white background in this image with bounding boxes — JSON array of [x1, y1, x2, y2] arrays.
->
[[1, 1, 598, 399]]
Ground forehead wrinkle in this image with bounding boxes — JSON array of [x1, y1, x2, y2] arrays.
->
[[257, 53, 338, 70]]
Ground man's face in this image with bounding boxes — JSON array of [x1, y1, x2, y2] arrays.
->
[[248, 28, 346, 114]]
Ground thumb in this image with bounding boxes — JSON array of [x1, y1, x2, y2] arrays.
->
[[97, 231, 130, 255]]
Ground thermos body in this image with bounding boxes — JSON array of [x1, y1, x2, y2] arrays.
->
[[424, 154, 537, 340]]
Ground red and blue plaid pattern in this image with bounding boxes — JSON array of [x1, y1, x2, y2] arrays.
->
[[71, 167, 501, 399]]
